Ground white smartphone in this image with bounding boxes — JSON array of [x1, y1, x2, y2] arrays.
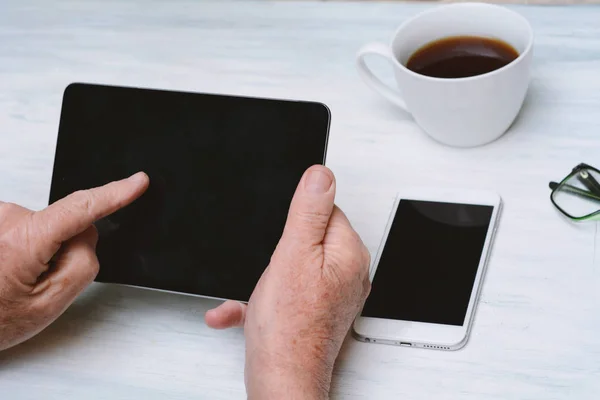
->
[[353, 187, 502, 351]]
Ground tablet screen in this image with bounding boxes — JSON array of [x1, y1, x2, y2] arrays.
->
[[50, 83, 330, 301]]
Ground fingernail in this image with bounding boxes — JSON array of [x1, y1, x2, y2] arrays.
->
[[304, 169, 332, 194]]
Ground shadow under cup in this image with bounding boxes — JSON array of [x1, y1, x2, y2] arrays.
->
[[357, 3, 534, 147]]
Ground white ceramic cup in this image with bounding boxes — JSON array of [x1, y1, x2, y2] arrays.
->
[[356, 3, 534, 147]]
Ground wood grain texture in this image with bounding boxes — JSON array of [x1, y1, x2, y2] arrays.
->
[[1, 1, 600, 399]]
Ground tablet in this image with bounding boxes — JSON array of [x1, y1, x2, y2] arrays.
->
[[49, 83, 330, 301]]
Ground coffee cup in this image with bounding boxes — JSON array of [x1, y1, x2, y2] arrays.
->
[[356, 3, 533, 147]]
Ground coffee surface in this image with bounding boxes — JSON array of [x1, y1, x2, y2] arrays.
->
[[406, 36, 519, 79]]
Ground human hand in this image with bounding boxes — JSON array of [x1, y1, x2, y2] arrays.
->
[[0, 172, 149, 351], [205, 165, 371, 399]]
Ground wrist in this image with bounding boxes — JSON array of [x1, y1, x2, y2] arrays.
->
[[246, 347, 333, 400]]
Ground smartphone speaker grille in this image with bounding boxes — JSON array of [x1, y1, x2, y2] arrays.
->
[[423, 344, 450, 350]]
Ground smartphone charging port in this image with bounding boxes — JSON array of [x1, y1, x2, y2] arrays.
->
[[399, 342, 412, 347]]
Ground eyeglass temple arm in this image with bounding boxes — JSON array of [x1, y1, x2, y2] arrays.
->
[[549, 181, 600, 202], [577, 171, 600, 197]]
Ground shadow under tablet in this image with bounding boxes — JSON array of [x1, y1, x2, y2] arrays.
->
[[49, 83, 330, 302]]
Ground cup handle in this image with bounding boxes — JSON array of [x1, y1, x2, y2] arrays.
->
[[356, 42, 408, 111]]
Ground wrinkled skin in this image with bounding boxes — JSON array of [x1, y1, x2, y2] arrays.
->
[[0, 173, 149, 350], [0, 165, 370, 399], [206, 165, 371, 399]]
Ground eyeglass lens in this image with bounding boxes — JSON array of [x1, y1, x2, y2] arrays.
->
[[552, 167, 600, 218]]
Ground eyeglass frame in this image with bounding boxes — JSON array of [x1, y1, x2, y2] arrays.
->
[[549, 163, 600, 222]]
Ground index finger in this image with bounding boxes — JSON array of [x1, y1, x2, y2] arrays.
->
[[36, 172, 149, 246]]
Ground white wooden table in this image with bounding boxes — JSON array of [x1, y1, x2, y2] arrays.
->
[[2, 1, 600, 398]]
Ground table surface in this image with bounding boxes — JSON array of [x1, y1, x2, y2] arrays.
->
[[2, 1, 600, 399]]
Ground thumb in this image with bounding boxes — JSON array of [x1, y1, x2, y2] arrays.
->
[[281, 165, 336, 247], [205, 300, 247, 329]]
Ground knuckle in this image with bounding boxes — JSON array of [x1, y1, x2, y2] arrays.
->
[[83, 253, 100, 281], [88, 262, 100, 281], [72, 190, 95, 213], [363, 277, 372, 298], [0, 202, 20, 216], [293, 209, 330, 229], [35, 296, 67, 321], [362, 246, 372, 268], [342, 233, 369, 265], [28, 296, 56, 318]]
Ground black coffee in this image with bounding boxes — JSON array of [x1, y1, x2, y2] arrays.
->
[[406, 36, 519, 79]]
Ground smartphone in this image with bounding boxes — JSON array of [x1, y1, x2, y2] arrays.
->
[[352, 188, 501, 350]]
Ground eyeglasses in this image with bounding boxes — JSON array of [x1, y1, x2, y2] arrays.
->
[[549, 163, 600, 221]]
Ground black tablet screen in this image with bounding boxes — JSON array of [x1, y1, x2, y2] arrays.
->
[[49, 83, 330, 301]]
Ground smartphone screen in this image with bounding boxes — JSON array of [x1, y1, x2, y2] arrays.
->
[[361, 199, 494, 326]]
